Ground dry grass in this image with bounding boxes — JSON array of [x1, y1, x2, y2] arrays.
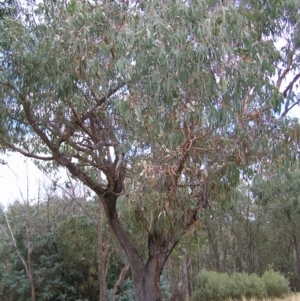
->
[[228, 294, 300, 301], [275, 294, 300, 301]]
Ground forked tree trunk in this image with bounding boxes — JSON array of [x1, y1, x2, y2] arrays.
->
[[101, 193, 178, 301], [131, 233, 178, 301], [94, 154, 199, 300], [48, 121, 202, 300]]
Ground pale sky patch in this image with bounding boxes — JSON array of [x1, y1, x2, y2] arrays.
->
[[0, 153, 50, 207]]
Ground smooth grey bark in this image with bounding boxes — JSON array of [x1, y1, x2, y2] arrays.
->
[[111, 263, 130, 301]]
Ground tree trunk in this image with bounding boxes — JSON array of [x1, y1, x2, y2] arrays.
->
[[182, 249, 190, 301], [132, 268, 163, 301], [25, 201, 36, 301], [98, 199, 108, 301], [101, 192, 178, 301], [28, 265, 36, 301], [168, 250, 190, 301], [51, 133, 200, 301], [134, 232, 179, 300], [98, 171, 109, 301], [292, 234, 300, 286], [285, 209, 300, 286], [206, 221, 220, 271]]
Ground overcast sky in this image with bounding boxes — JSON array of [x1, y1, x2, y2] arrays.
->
[[0, 153, 52, 207]]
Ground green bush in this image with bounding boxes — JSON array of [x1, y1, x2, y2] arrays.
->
[[231, 272, 266, 299], [191, 270, 235, 301], [230, 272, 247, 299], [261, 270, 290, 298], [191, 269, 289, 301], [246, 273, 266, 299]]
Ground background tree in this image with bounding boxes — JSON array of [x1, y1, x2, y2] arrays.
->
[[252, 168, 300, 290], [0, 189, 133, 301]]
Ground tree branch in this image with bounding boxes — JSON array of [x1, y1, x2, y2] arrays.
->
[[276, 47, 296, 89], [281, 98, 300, 118], [280, 72, 300, 118], [111, 263, 130, 301], [1, 213, 31, 278], [282, 73, 300, 98], [96, 82, 126, 107], [0, 136, 54, 160], [69, 103, 96, 139]]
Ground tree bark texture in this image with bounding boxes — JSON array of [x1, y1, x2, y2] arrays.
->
[[98, 200, 109, 301], [97, 170, 109, 301], [102, 191, 179, 300]]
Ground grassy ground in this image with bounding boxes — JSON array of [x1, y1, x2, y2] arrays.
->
[[281, 294, 300, 301], [239, 294, 300, 301], [229, 293, 300, 301]]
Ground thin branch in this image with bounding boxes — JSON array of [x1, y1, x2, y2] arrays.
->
[[0, 158, 7, 165], [0, 136, 54, 160], [75, 82, 126, 130], [281, 99, 300, 118], [191, 129, 212, 142], [67, 174, 98, 224], [96, 82, 126, 107], [111, 263, 130, 301], [276, 47, 296, 89], [69, 103, 96, 139], [174, 122, 192, 177], [1, 213, 31, 277], [177, 181, 203, 188], [282, 72, 300, 98], [191, 146, 220, 152]]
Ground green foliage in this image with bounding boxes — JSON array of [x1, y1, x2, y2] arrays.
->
[[1, 0, 300, 298], [231, 272, 266, 299], [0, 197, 125, 301], [262, 270, 290, 298], [192, 270, 236, 301], [191, 270, 289, 301], [251, 167, 300, 290], [56, 215, 97, 265], [0, 0, 16, 19], [0, 0, 299, 250], [160, 273, 171, 299], [0, 270, 30, 301]]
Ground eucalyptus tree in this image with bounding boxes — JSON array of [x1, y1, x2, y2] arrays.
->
[[252, 168, 300, 289], [1, 0, 300, 300]]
